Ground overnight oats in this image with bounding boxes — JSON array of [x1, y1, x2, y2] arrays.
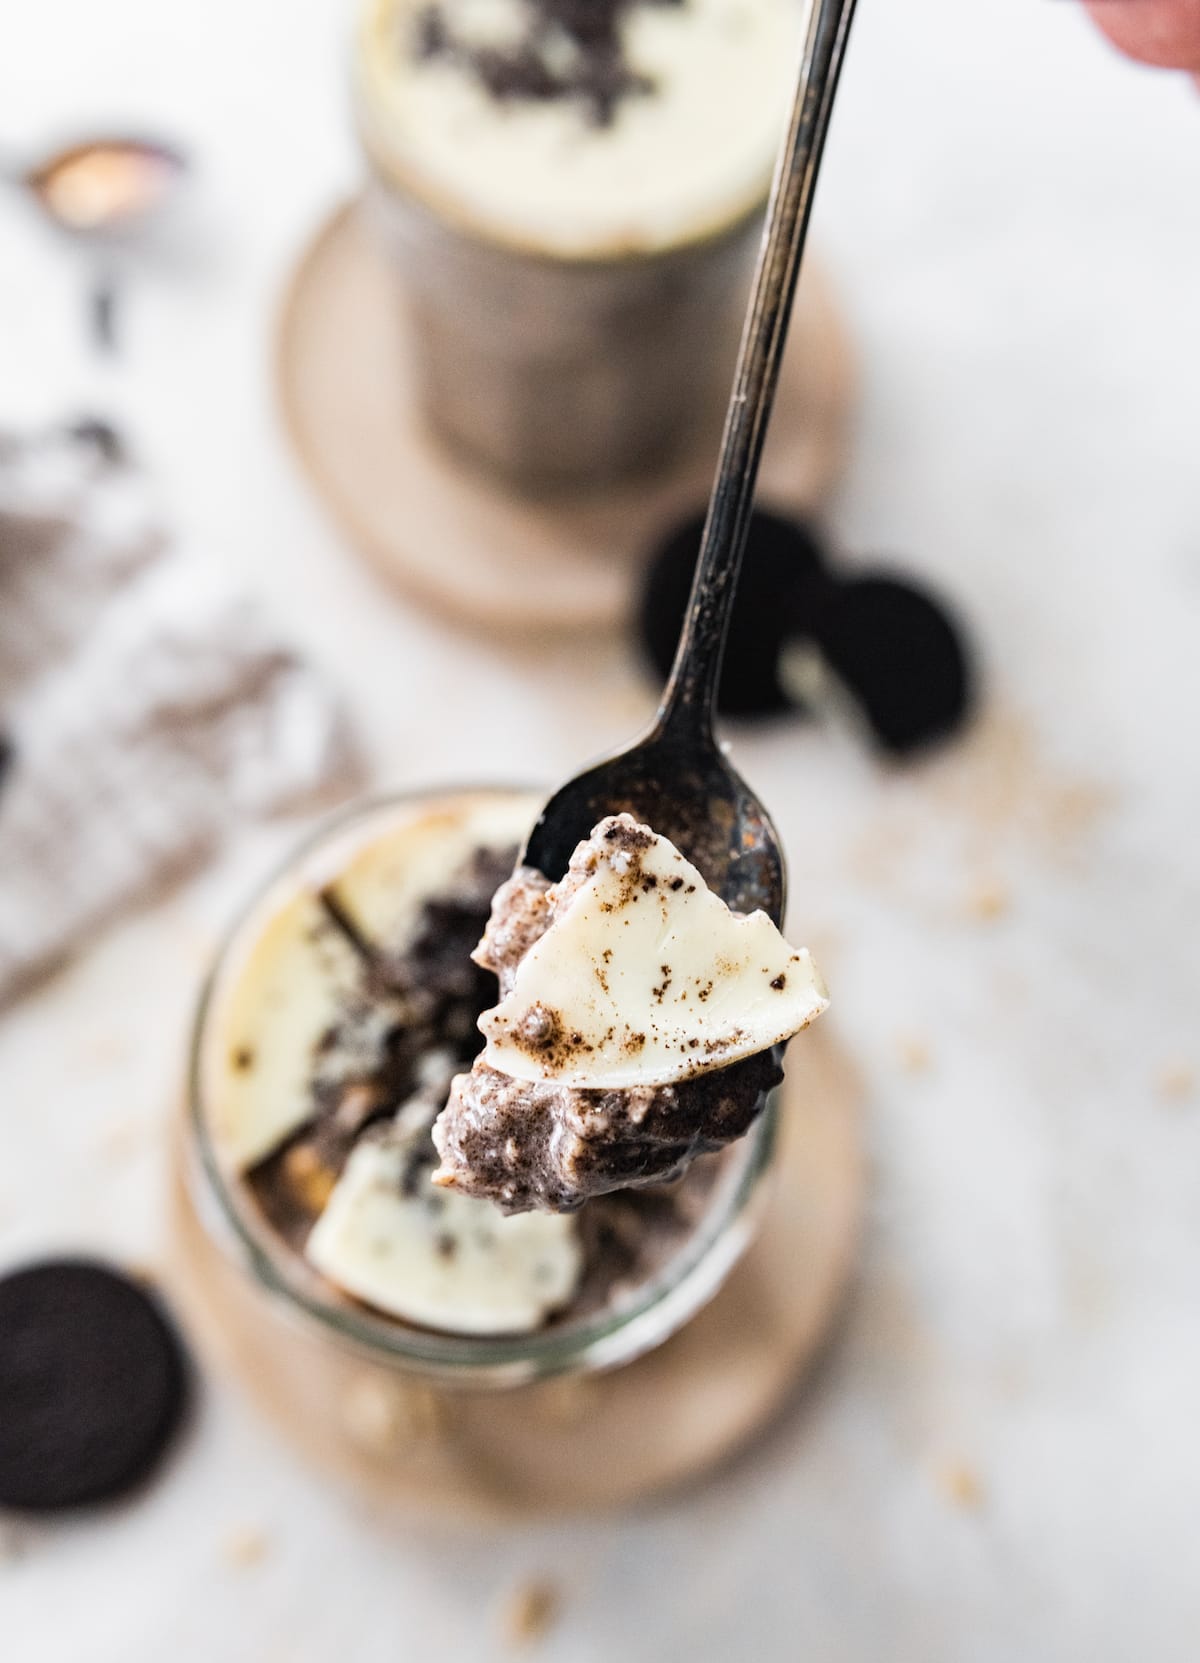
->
[[352, 0, 801, 484], [177, 787, 830, 1509]]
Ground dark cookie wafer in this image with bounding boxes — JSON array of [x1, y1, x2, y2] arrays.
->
[[0, 1259, 189, 1511]]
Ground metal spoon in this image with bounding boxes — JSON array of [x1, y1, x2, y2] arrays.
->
[[6, 136, 189, 351], [523, 0, 858, 925]]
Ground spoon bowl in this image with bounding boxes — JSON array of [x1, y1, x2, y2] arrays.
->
[[523, 719, 786, 923]]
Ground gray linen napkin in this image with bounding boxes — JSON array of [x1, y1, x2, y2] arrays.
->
[[0, 424, 360, 1003]]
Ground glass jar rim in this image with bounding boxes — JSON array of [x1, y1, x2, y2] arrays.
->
[[185, 785, 779, 1387]]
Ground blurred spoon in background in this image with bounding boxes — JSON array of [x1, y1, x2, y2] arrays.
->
[[4, 135, 189, 351]]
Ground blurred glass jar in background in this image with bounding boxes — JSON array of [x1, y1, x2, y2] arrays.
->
[[350, 0, 799, 489], [172, 788, 780, 1513]]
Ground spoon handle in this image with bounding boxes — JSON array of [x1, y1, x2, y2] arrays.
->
[[657, 0, 858, 741]]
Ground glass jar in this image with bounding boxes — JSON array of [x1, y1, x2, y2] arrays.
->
[[358, 187, 761, 491], [347, 1, 794, 490], [172, 787, 791, 1514]]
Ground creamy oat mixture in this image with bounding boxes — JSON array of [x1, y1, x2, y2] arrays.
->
[[433, 814, 827, 1212]]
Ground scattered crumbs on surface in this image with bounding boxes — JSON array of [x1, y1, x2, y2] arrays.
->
[[1155, 1062, 1195, 1103], [845, 814, 917, 891], [964, 875, 1011, 921], [75, 1026, 132, 1067], [500, 1578, 561, 1650], [1041, 778, 1117, 853], [282, 1144, 337, 1213], [925, 710, 1115, 856], [894, 1032, 932, 1074], [846, 710, 1116, 894], [98, 1115, 146, 1160], [169, 920, 220, 966], [935, 1460, 985, 1510], [221, 1525, 270, 1569]]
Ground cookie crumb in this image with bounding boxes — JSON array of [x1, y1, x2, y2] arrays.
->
[[894, 1033, 932, 1073], [1155, 1063, 1194, 1102], [77, 1028, 132, 1067], [965, 877, 1010, 920], [501, 1579, 560, 1648], [222, 1526, 269, 1568], [99, 1116, 145, 1160], [936, 1460, 984, 1509]]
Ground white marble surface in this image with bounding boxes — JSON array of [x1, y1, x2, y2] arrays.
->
[[2, 0, 1200, 1658]]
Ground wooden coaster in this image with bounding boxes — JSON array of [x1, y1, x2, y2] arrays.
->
[[276, 199, 856, 638], [170, 1023, 864, 1517]]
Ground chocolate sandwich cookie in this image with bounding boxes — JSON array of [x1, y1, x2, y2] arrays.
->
[[638, 506, 975, 751], [0, 1259, 189, 1511], [817, 572, 974, 755]]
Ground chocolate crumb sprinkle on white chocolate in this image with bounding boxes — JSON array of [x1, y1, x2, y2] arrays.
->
[[433, 815, 827, 1212], [482, 816, 826, 1088]]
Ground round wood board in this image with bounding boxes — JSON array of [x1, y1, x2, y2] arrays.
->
[[276, 199, 856, 639], [170, 1023, 864, 1518]]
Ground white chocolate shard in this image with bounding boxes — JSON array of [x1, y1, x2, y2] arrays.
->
[[206, 890, 362, 1171], [480, 818, 828, 1090], [307, 1133, 582, 1334]]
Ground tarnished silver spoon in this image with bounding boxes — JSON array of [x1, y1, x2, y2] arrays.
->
[[523, 0, 858, 925]]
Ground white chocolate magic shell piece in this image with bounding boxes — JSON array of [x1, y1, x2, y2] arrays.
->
[[307, 1133, 582, 1334], [324, 794, 537, 952], [481, 822, 828, 1090], [207, 889, 363, 1172]]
